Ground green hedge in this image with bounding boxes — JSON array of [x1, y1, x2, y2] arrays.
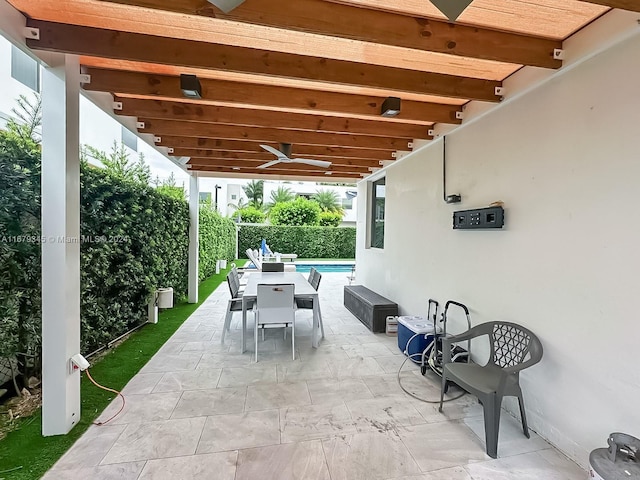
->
[[80, 167, 189, 353], [238, 225, 356, 258], [199, 207, 236, 280], [0, 129, 194, 372], [0, 131, 41, 375]]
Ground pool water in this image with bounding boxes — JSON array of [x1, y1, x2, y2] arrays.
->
[[295, 264, 354, 273], [243, 263, 354, 273]]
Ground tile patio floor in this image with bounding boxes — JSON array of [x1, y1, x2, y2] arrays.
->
[[43, 273, 586, 480]]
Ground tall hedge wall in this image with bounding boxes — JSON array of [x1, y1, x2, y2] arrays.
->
[[199, 207, 236, 280], [0, 131, 41, 373], [80, 166, 189, 352], [238, 225, 356, 259], [0, 130, 192, 372]]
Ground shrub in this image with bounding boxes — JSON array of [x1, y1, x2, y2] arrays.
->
[[80, 166, 190, 352], [199, 206, 236, 280], [238, 225, 355, 258], [318, 211, 342, 227], [269, 197, 321, 226], [0, 130, 41, 376], [238, 206, 266, 224]]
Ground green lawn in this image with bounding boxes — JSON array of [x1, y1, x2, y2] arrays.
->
[[0, 270, 228, 480]]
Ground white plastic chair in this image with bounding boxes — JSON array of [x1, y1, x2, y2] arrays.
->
[[253, 283, 296, 362]]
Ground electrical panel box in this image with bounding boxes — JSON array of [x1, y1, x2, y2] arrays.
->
[[453, 206, 504, 229]]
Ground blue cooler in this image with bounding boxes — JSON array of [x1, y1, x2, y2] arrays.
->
[[397, 316, 436, 364]]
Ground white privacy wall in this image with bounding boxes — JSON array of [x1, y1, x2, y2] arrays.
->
[[356, 31, 640, 466]]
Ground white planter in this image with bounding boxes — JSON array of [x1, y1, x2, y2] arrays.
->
[[157, 288, 174, 309], [219, 259, 228, 269]]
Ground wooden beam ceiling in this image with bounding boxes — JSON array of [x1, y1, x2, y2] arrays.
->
[[580, 0, 640, 12], [113, 97, 444, 136], [186, 158, 371, 174], [7, 0, 616, 182], [83, 68, 468, 122], [27, 23, 501, 103], [94, 0, 562, 67], [137, 118, 414, 150], [180, 151, 384, 168], [187, 164, 364, 179], [158, 139, 397, 161]]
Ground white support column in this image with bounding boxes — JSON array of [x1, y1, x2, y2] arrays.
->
[[188, 174, 200, 303], [41, 53, 81, 436]]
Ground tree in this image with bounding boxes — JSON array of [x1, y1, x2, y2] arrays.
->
[[318, 211, 342, 227], [84, 141, 151, 185], [243, 180, 264, 209], [237, 206, 266, 224], [270, 197, 321, 226], [7, 93, 42, 145], [269, 186, 295, 204], [155, 173, 185, 201], [266, 186, 295, 211], [312, 189, 343, 214], [227, 197, 248, 219]]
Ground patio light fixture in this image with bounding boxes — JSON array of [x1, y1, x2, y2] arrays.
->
[[381, 97, 401, 117], [180, 74, 202, 99], [207, 0, 246, 13], [429, 0, 474, 22]]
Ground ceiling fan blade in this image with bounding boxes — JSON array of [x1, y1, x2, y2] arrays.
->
[[260, 144, 287, 159], [293, 158, 332, 168], [207, 0, 246, 14], [257, 160, 282, 169]]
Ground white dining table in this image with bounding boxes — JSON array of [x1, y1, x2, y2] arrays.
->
[[241, 272, 323, 353]]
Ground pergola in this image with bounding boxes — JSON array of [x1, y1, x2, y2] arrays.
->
[[0, 0, 634, 437]]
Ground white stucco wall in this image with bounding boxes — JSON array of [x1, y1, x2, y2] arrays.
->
[[356, 28, 640, 466]]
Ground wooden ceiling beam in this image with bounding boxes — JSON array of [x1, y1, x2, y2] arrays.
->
[[113, 97, 443, 137], [29, 20, 499, 102], [95, 0, 561, 68], [137, 118, 413, 150], [187, 164, 364, 179], [84, 68, 472, 122], [160, 140, 397, 161], [185, 158, 370, 174], [183, 153, 382, 168], [580, 0, 640, 12]]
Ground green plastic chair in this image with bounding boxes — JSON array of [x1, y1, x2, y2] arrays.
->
[[439, 321, 543, 458]]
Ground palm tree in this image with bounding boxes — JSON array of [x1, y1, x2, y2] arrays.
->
[[312, 189, 343, 213], [243, 180, 264, 209], [268, 186, 295, 205]]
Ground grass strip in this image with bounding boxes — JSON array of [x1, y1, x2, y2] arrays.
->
[[0, 270, 227, 480]]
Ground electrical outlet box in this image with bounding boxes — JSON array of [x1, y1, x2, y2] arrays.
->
[[70, 353, 90, 371], [453, 206, 504, 229]]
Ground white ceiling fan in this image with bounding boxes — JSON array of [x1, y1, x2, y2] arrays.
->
[[258, 144, 332, 169]]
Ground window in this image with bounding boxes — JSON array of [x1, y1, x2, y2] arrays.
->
[[370, 177, 385, 248], [11, 46, 40, 92], [121, 126, 138, 151]]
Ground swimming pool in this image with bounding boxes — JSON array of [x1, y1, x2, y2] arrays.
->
[[294, 263, 355, 273], [243, 262, 354, 273]]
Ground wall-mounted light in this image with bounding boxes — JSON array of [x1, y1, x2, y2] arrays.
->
[[381, 97, 401, 117], [207, 0, 246, 13], [180, 74, 202, 99], [429, 0, 474, 22]]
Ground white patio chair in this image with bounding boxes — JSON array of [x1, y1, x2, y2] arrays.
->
[[253, 283, 296, 362]]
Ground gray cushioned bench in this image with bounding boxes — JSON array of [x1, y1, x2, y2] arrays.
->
[[343, 285, 398, 333]]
